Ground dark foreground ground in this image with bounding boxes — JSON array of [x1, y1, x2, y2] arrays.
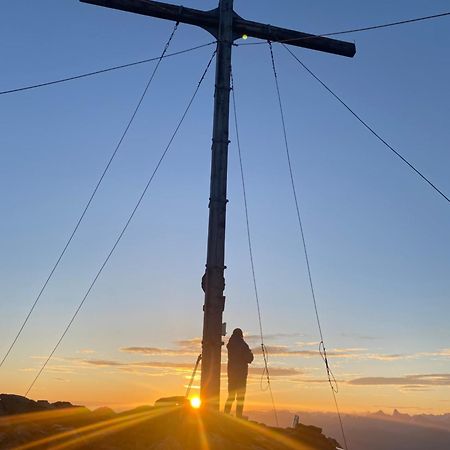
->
[[0, 394, 340, 449]]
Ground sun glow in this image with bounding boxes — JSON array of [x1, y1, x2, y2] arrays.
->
[[190, 397, 202, 409]]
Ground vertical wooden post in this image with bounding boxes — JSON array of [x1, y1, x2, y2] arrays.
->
[[200, 0, 234, 410]]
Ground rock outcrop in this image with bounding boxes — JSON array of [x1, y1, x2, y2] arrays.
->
[[0, 394, 83, 416]]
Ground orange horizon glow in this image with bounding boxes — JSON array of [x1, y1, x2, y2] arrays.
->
[[13, 378, 448, 417]]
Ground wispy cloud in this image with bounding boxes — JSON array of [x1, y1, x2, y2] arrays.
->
[[84, 359, 194, 370], [76, 349, 96, 355], [364, 353, 408, 361], [252, 345, 450, 362], [120, 336, 450, 364], [54, 377, 70, 383], [250, 367, 303, 377], [121, 338, 202, 357], [418, 349, 450, 358], [21, 363, 76, 374], [295, 341, 321, 347], [399, 385, 432, 392], [121, 333, 304, 357], [348, 373, 450, 387], [174, 338, 202, 348], [251, 345, 369, 359], [120, 347, 199, 356], [244, 333, 304, 343], [252, 345, 319, 357], [82, 359, 302, 378]]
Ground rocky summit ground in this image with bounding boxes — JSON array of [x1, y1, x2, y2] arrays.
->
[[0, 394, 341, 449]]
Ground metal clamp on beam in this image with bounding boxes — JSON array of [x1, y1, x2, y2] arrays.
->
[[208, 198, 229, 208]]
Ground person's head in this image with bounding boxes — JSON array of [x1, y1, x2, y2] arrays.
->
[[231, 328, 243, 339]]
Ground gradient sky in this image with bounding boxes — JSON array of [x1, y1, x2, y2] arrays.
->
[[1, 0, 449, 415]]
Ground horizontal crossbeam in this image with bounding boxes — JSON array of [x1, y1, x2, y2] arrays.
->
[[233, 17, 356, 57], [81, 0, 218, 33], [80, 0, 356, 57]]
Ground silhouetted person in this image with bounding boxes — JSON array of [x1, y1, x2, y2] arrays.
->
[[224, 328, 253, 418]]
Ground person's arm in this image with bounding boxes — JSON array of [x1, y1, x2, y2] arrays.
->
[[246, 344, 254, 364]]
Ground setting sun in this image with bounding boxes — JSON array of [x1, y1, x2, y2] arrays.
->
[[190, 397, 202, 409]]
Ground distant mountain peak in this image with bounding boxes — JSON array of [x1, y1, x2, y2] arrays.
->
[[392, 409, 410, 418]]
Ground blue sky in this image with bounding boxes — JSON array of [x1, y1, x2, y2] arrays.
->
[[0, 0, 449, 412]]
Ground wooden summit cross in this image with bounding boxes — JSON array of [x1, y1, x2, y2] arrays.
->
[[80, 0, 356, 410]]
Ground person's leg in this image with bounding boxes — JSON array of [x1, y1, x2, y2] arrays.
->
[[236, 385, 246, 418], [224, 388, 236, 414]]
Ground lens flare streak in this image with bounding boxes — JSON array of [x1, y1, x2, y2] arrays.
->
[[13, 407, 176, 450]]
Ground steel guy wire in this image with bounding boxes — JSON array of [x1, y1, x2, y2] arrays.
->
[[0, 41, 216, 96], [24, 50, 216, 396], [231, 71, 279, 427], [0, 22, 180, 371], [268, 41, 349, 449], [283, 44, 450, 205]]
